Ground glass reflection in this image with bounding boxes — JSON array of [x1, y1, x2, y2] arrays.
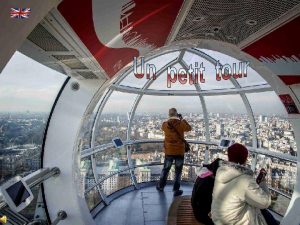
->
[[148, 63, 197, 90], [93, 92, 137, 145], [255, 155, 296, 195], [131, 96, 204, 140], [247, 92, 297, 155], [0, 51, 66, 219], [198, 48, 267, 87], [183, 51, 235, 90], [94, 147, 132, 196], [85, 186, 102, 210], [205, 95, 252, 145], [120, 51, 180, 88], [78, 90, 109, 150], [255, 155, 295, 215]]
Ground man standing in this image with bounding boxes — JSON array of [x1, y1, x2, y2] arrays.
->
[[156, 108, 192, 196]]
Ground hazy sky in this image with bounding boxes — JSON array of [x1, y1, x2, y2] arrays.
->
[[0, 50, 287, 116], [0, 52, 66, 112]]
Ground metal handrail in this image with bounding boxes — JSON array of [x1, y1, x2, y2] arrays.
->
[[83, 139, 295, 217], [26, 167, 60, 188], [269, 187, 292, 199], [81, 139, 297, 163], [84, 161, 292, 201], [110, 83, 272, 96], [81, 139, 217, 158], [85, 162, 164, 194], [85, 166, 131, 193]]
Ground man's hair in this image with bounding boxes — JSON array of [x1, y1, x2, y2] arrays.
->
[[169, 108, 177, 117]]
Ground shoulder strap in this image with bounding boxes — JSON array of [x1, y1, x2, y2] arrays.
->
[[168, 121, 186, 142]]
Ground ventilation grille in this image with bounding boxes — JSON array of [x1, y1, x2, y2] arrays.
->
[[175, 0, 300, 44], [28, 24, 68, 51], [52, 55, 88, 70], [76, 71, 98, 79]]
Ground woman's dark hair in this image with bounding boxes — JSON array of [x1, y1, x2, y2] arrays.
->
[[204, 158, 222, 176]]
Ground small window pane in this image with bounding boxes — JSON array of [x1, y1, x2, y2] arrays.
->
[[131, 96, 204, 140], [205, 95, 252, 146], [78, 89, 109, 150], [94, 147, 132, 196], [120, 51, 180, 88], [183, 51, 235, 90], [148, 63, 197, 90], [199, 48, 267, 87], [246, 92, 297, 154], [93, 91, 137, 146]]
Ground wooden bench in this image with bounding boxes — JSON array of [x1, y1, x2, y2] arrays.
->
[[167, 195, 204, 225]]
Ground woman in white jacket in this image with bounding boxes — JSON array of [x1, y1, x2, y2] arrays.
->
[[211, 143, 273, 225]]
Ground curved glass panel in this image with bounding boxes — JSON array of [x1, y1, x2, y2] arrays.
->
[[78, 89, 109, 150], [205, 95, 252, 146], [93, 92, 137, 146], [0, 52, 66, 219], [131, 142, 208, 167], [93, 147, 132, 196], [255, 155, 296, 215], [80, 158, 95, 190], [131, 143, 207, 183], [118, 70, 149, 89], [79, 115, 94, 150], [130, 143, 165, 166], [131, 95, 204, 140], [199, 49, 267, 87], [85, 186, 102, 210], [246, 92, 297, 155], [269, 190, 290, 216], [81, 158, 103, 209], [207, 145, 255, 167], [183, 51, 235, 90], [256, 155, 296, 196], [135, 164, 202, 184], [119, 51, 180, 88], [134, 164, 163, 183], [148, 63, 197, 90], [246, 91, 287, 116], [0, 52, 66, 181]]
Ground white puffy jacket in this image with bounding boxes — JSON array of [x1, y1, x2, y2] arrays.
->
[[211, 161, 272, 225]]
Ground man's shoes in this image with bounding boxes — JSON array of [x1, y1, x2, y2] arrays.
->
[[156, 183, 164, 192], [173, 190, 183, 197]]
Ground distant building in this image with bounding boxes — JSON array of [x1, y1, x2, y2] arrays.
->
[[136, 167, 151, 183], [216, 123, 224, 137], [97, 159, 131, 195], [259, 115, 268, 123]]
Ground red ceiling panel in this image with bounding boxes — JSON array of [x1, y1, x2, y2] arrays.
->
[[58, 0, 183, 78]]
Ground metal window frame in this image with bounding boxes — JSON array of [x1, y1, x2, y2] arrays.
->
[[84, 48, 291, 212]]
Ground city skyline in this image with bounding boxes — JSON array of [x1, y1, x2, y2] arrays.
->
[[1, 108, 296, 217]]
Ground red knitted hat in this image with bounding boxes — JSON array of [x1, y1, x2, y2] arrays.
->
[[228, 143, 248, 164]]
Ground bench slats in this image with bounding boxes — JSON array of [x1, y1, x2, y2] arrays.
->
[[167, 195, 204, 225]]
